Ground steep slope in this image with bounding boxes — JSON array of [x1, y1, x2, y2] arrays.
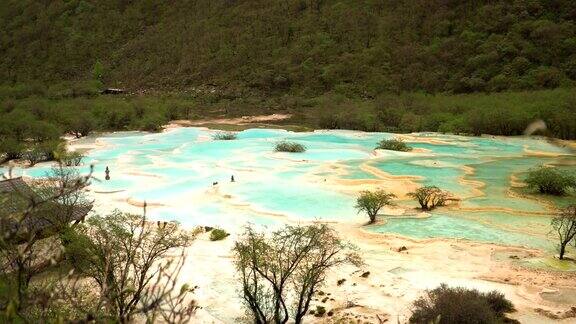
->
[[1, 0, 575, 95]]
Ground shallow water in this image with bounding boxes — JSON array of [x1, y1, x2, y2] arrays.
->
[[7, 128, 574, 250], [369, 212, 552, 250]]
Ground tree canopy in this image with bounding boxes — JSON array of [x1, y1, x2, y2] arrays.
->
[[410, 284, 516, 324], [525, 166, 576, 196], [355, 190, 396, 224], [408, 186, 450, 211], [1, 0, 575, 95]]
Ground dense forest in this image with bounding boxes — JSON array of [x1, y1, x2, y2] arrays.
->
[[1, 0, 576, 165], [2, 0, 575, 94]]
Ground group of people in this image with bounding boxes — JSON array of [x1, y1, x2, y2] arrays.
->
[[104, 166, 236, 186], [212, 175, 235, 186]]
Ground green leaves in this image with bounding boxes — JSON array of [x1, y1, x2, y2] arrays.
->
[[92, 61, 105, 82], [274, 141, 306, 153], [376, 138, 412, 151], [2, 1, 575, 93], [355, 189, 396, 223], [209, 228, 229, 241], [408, 186, 450, 211], [525, 166, 576, 196]]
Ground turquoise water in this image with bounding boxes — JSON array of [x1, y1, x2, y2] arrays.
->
[[464, 157, 551, 212], [456, 211, 550, 237], [373, 157, 473, 196], [369, 213, 552, 250], [226, 181, 356, 220], [341, 160, 380, 180], [10, 128, 574, 249]]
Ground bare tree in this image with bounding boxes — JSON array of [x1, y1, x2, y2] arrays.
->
[[0, 164, 93, 322], [551, 205, 576, 260], [63, 209, 196, 322], [1, 165, 197, 323], [233, 226, 274, 323], [233, 224, 361, 324], [39, 164, 93, 225], [408, 186, 449, 211], [355, 189, 396, 223]]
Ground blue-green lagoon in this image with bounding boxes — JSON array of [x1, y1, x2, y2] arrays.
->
[[6, 127, 574, 250]]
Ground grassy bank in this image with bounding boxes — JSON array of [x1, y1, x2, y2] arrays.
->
[[1, 87, 575, 165], [1, 87, 575, 136], [302, 88, 576, 138]]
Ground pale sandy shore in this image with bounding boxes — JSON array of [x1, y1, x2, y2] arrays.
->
[[184, 222, 576, 324], [170, 114, 292, 127], [15, 117, 575, 323]]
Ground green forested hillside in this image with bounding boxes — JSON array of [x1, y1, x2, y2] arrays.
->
[[1, 0, 576, 165], [1, 0, 575, 95]]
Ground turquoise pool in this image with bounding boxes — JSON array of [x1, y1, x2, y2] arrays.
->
[[369, 211, 553, 250], [9, 128, 574, 250]]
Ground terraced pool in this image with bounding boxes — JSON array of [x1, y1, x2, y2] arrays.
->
[[5, 128, 574, 250]]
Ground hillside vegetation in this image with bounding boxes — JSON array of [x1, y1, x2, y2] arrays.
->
[[1, 0, 575, 94], [0, 0, 575, 159]]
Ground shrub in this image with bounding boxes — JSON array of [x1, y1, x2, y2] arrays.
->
[[62, 212, 194, 322], [210, 228, 229, 241], [23, 145, 50, 166], [65, 111, 95, 138], [408, 186, 450, 210], [314, 306, 326, 317], [525, 166, 576, 196], [376, 138, 412, 151], [36, 140, 61, 162], [138, 114, 166, 132], [20, 142, 53, 165], [59, 151, 84, 166], [355, 190, 396, 223], [0, 137, 24, 161], [484, 290, 516, 316], [410, 284, 515, 324], [212, 132, 237, 140], [275, 141, 306, 153]]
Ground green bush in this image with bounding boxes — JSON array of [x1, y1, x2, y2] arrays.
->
[[408, 186, 449, 210], [209, 228, 229, 241], [275, 141, 306, 153], [355, 189, 396, 223], [138, 114, 167, 132], [58, 151, 84, 166], [314, 306, 326, 317], [60, 108, 96, 138], [44, 80, 103, 99], [410, 284, 516, 324], [22, 145, 49, 166], [525, 166, 576, 196], [376, 138, 412, 151], [0, 137, 24, 161], [212, 132, 237, 140], [23, 140, 61, 165]]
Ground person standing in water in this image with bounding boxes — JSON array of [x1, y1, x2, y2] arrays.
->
[[105, 166, 110, 180], [231, 175, 235, 182]]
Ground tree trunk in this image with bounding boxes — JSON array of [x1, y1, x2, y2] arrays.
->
[[559, 243, 566, 260], [369, 213, 376, 224]]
